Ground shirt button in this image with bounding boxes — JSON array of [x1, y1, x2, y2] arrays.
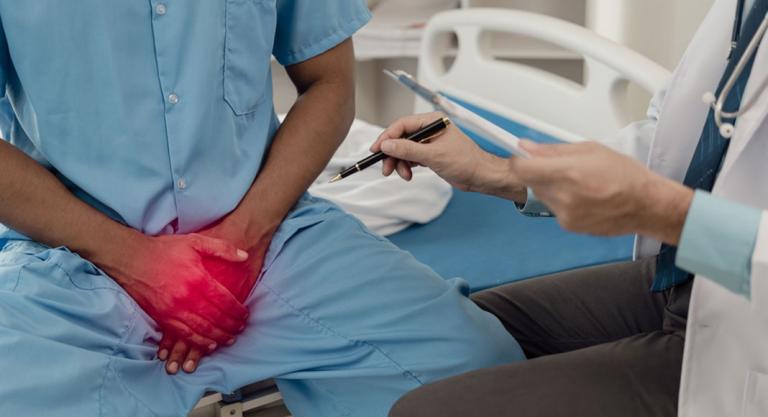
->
[[168, 93, 179, 105], [155, 3, 167, 15], [177, 178, 187, 190]]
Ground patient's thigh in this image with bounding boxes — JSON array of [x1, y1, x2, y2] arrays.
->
[[205, 206, 525, 417], [0, 241, 246, 417], [260, 208, 522, 368], [0, 242, 165, 417]]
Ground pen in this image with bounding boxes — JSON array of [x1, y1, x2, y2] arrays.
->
[[329, 117, 452, 183]]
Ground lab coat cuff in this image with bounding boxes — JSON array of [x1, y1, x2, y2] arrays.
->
[[749, 215, 768, 318], [516, 188, 554, 218], [676, 191, 761, 298]]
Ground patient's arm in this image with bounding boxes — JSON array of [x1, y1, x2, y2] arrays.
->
[[0, 139, 250, 353], [205, 38, 357, 301], [0, 140, 127, 254], [212, 38, 357, 243], [158, 38, 358, 372]]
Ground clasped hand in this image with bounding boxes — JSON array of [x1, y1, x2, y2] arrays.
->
[[106, 227, 268, 375]]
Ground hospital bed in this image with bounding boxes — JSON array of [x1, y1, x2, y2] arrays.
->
[[390, 9, 670, 291], [191, 9, 671, 417]]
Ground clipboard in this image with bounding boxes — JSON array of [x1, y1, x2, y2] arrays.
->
[[384, 69, 531, 159]]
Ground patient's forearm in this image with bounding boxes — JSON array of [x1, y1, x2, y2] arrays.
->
[[223, 40, 356, 242], [0, 140, 139, 265]]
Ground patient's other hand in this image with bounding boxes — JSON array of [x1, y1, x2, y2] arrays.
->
[[157, 218, 275, 374], [373, 112, 527, 203]]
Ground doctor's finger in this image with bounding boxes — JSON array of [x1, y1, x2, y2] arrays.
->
[[396, 160, 414, 181], [372, 113, 442, 151], [520, 140, 596, 158], [509, 157, 569, 184], [380, 139, 433, 165], [518, 140, 564, 157], [383, 157, 397, 177]]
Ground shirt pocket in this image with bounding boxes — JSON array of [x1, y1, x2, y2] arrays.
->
[[16, 247, 120, 293], [742, 370, 768, 417], [0, 251, 27, 292], [224, 0, 277, 115]]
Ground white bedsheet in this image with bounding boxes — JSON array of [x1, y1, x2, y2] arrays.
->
[[308, 118, 453, 236]]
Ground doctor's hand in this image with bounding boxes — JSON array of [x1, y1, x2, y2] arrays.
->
[[373, 112, 527, 202], [102, 233, 251, 375], [156, 217, 276, 374], [510, 141, 694, 245]]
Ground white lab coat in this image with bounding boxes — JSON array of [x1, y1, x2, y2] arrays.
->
[[608, 0, 768, 415]]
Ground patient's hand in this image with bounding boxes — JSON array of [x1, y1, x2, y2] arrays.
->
[[374, 112, 527, 203], [157, 218, 276, 374], [102, 233, 251, 373]]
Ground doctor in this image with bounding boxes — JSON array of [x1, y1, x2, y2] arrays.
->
[[376, 0, 768, 416]]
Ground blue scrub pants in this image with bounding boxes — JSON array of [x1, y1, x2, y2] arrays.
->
[[0, 196, 524, 417]]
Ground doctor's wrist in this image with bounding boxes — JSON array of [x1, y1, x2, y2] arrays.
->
[[637, 176, 694, 246], [471, 153, 526, 203]]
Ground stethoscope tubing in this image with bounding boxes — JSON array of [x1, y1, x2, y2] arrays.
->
[[715, 14, 768, 121], [707, 2, 768, 138]]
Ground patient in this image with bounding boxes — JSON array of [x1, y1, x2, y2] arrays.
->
[[0, 2, 523, 417]]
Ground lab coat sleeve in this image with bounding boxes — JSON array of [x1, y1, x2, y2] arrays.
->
[[601, 85, 668, 163], [749, 213, 768, 319], [272, 0, 372, 66], [676, 191, 761, 297]]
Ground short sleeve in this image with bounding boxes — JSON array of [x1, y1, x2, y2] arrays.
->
[[0, 19, 12, 139], [272, 0, 372, 66]]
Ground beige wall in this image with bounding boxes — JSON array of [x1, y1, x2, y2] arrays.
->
[[588, 0, 715, 70]]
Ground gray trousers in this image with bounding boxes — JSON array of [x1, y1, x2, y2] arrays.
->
[[389, 258, 692, 417]]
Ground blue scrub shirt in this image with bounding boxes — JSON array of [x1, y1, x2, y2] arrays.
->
[[0, 0, 371, 237]]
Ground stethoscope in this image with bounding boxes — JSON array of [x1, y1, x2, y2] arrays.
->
[[702, 0, 768, 139]]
